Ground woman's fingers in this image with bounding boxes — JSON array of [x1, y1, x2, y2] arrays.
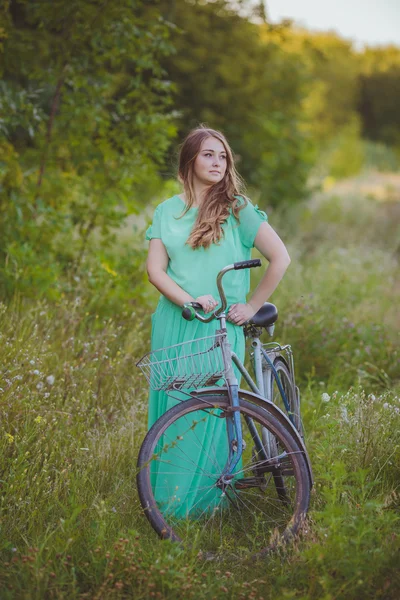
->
[[228, 303, 256, 325], [195, 295, 218, 313]]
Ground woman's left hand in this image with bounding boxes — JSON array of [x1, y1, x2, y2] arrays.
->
[[227, 303, 256, 326]]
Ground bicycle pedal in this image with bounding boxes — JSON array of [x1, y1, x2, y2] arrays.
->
[[234, 477, 265, 489]]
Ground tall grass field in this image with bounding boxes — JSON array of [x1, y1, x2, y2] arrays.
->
[[0, 176, 399, 599]]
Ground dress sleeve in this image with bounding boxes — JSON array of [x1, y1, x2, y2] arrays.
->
[[237, 198, 268, 248], [145, 206, 162, 241]]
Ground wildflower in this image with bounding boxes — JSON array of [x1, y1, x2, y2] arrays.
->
[[30, 360, 35, 365], [321, 393, 331, 403], [101, 262, 117, 277], [34, 416, 43, 424], [33, 369, 40, 375], [340, 405, 349, 423], [46, 375, 55, 385], [36, 382, 44, 390], [5, 433, 14, 444]]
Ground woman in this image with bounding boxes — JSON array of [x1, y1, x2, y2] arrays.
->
[[145, 126, 291, 517]]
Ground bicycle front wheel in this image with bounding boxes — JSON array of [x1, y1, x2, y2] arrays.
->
[[137, 393, 310, 556]]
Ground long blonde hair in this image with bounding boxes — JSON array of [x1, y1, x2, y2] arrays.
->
[[178, 126, 246, 249]]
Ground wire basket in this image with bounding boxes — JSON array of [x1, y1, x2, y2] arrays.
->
[[136, 333, 226, 391]]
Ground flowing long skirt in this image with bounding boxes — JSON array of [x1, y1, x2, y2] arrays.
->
[[148, 296, 245, 518]]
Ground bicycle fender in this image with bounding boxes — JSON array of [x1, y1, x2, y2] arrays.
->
[[193, 386, 314, 487]]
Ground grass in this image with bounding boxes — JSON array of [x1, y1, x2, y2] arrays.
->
[[0, 180, 399, 598]]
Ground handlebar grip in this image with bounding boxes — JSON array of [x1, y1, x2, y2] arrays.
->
[[233, 259, 261, 270], [182, 302, 203, 322]]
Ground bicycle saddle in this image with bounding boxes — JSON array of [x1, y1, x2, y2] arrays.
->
[[248, 302, 278, 328]]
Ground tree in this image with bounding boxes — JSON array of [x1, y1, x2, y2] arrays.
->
[[159, 0, 313, 206], [0, 0, 176, 297], [358, 46, 400, 146]]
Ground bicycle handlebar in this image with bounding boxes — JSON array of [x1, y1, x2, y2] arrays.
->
[[182, 259, 261, 322], [233, 259, 261, 271]]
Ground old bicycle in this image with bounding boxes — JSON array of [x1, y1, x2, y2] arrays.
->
[[136, 259, 312, 555]]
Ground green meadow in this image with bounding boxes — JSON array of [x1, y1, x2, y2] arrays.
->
[[2, 1, 400, 596], [0, 174, 399, 599]]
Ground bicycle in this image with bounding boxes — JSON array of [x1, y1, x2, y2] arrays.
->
[[136, 259, 313, 556]]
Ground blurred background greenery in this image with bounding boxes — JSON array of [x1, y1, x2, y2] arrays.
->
[[0, 1, 399, 597], [1, 0, 400, 306]]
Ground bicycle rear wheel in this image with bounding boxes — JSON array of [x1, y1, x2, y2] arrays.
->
[[137, 393, 310, 556], [266, 357, 302, 435]]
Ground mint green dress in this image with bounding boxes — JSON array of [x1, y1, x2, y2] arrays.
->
[[146, 194, 268, 518]]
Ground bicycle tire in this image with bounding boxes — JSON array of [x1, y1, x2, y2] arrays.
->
[[264, 357, 303, 436], [137, 393, 310, 556]]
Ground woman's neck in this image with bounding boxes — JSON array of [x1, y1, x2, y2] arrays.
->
[[182, 182, 210, 207]]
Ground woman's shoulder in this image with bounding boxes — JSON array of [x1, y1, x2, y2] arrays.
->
[[153, 194, 182, 212], [233, 194, 248, 208], [233, 195, 267, 219]]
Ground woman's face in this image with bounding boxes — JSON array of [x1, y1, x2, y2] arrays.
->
[[192, 136, 227, 186]]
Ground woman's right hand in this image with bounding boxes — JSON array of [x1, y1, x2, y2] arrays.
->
[[195, 295, 219, 314]]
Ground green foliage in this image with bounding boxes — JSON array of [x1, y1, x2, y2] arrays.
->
[[292, 30, 361, 145], [323, 117, 365, 180], [0, 0, 177, 299], [261, 191, 399, 391], [2, 0, 400, 302], [0, 2, 400, 594], [358, 46, 400, 146], [363, 140, 400, 172], [0, 301, 399, 596], [160, 0, 313, 206]]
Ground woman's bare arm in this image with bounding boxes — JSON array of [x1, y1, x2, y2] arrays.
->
[[228, 222, 291, 325], [146, 239, 218, 312], [248, 222, 291, 310], [147, 239, 194, 306]]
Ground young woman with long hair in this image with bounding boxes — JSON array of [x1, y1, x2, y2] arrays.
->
[[145, 125, 291, 517]]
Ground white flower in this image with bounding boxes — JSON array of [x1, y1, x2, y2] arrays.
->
[[33, 369, 40, 375], [321, 393, 331, 403], [340, 405, 349, 423], [46, 375, 55, 385], [29, 360, 35, 365], [36, 382, 44, 390]]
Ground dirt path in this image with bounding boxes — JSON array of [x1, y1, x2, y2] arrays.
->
[[321, 170, 400, 202]]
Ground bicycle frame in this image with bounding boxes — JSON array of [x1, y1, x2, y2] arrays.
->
[[202, 309, 307, 489], [181, 260, 313, 488]]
